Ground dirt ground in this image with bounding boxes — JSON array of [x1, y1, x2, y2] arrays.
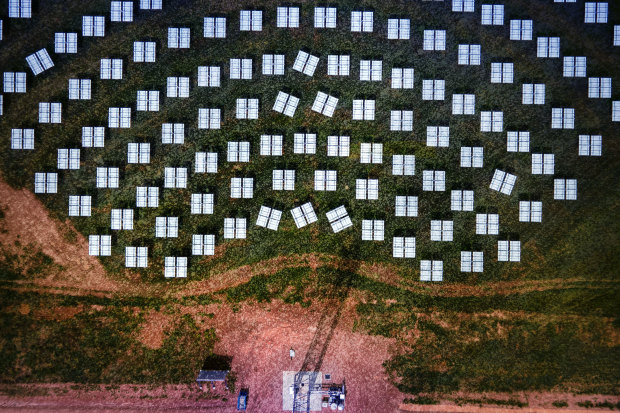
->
[[1, 177, 619, 412], [0, 178, 119, 293]]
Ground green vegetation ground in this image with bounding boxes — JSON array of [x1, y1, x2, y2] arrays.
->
[[0, 0, 618, 398]]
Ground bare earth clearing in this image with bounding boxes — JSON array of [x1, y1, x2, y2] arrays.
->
[[1, 178, 619, 411]]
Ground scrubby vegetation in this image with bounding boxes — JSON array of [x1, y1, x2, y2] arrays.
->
[[0, 0, 618, 399]]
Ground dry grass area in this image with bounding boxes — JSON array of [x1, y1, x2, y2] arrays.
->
[[135, 310, 175, 350], [0, 178, 119, 293]]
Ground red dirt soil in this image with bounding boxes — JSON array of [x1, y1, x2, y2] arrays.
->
[[0, 178, 119, 293]]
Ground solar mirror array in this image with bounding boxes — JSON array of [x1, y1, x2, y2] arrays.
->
[[1, 1, 617, 281]]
